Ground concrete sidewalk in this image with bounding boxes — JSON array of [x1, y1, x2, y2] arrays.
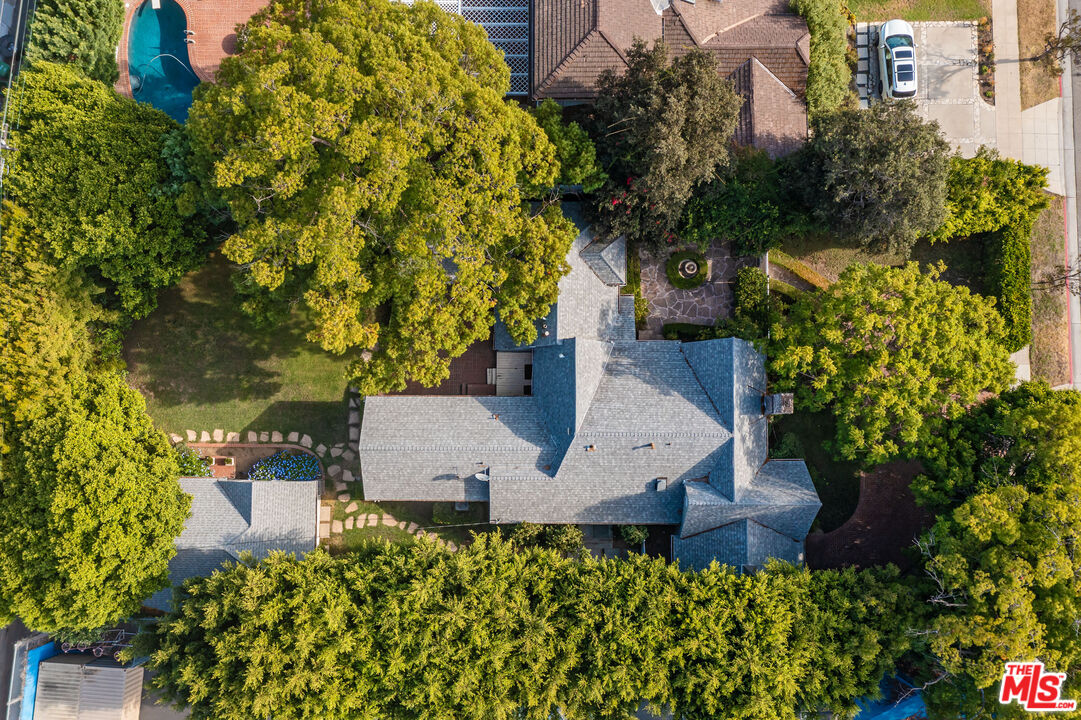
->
[[993, 0, 1024, 158]]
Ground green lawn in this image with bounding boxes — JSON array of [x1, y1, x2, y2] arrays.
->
[[123, 254, 357, 446], [848, 0, 989, 21], [325, 490, 496, 554], [771, 412, 863, 532], [782, 233, 985, 292]]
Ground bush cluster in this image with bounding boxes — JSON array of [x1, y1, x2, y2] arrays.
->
[[174, 444, 212, 478], [791, 0, 853, 118], [247, 451, 321, 482], [707, 266, 782, 344]]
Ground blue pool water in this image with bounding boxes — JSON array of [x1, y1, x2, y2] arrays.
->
[[128, 0, 199, 122]]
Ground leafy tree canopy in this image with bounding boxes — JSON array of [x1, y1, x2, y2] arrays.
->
[[791, 102, 951, 253], [0, 203, 115, 430], [25, 0, 124, 84], [935, 147, 1049, 241], [6, 62, 210, 318], [911, 383, 1081, 713], [186, 0, 575, 395], [593, 42, 742, 249], [137, 538, 912, 720], [770, 262, 1014, 464], [529, 99, 607, 193], [0, 370, 190, 633]]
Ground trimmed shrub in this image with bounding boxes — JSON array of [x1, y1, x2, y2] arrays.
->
[[791, 0, 853, 118], [934, 149, 1049, 242], [768, 250, 832, 290], [663, 322, 711, 341], [623, 241, 649, 329], [708, 267, 783, 344], [665, 250, 708, 289], [769, 278, 804, 303], [248, 451, 322, 482], [983, 222, 1034, 353]]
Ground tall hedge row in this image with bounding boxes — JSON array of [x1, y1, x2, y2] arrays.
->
[[137, 538, 916, 720], [984, 221, 1034, 353], [791, 0, 853, 117]]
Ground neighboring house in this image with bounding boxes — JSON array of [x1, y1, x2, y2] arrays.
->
[[359, 206, 821, 571], [531, 0, 810, 157], [146, 478, 319, 611]]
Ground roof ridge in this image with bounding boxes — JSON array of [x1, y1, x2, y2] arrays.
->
[[537, 28, 606, 93], [749, 56, 797, 97]]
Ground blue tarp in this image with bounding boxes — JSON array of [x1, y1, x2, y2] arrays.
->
[[19, 641, 58, 720]]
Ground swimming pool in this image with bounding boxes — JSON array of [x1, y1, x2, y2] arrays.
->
[[127, 0, 199, 122]]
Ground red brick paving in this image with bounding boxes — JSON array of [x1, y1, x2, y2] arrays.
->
[[116, 0, 270, 98], [806, 460, 935, 572], [385, 335, 498, 397]]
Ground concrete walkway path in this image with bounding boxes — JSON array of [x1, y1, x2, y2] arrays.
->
[[993, 0, 1024, 158]]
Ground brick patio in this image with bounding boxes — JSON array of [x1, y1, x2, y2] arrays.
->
[[116, 0, 269, 98], [638, 241, 757, 340]]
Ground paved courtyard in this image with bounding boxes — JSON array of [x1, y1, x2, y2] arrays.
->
[[855, 21, 995, 157], [638, 242, 756, 339]]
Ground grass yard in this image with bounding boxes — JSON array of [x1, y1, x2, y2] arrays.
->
[[781, 234, 985, 291], [323, 489, 496, 554], [1018, 0, 1061, 110], [848, 0, 988, 21], [770, 412, 863, 532], [124, 253, 357, 446], [1030, 195, 1071, 385]]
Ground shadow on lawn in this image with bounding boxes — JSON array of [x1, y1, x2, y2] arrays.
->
[[245, 398, 350, 447], [123, 254, 339, 408]]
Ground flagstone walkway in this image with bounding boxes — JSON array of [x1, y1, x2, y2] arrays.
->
[[326, 486, 460, 552]]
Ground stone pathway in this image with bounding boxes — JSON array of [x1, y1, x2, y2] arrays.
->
[[171, 425, 356, 491], [327, 485, 459, 552], [638, 241, 755, 340]]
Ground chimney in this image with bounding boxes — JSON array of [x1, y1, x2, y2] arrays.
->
[[763, 393, 794, 416]]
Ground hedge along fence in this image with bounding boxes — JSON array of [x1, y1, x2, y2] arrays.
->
[[791, 0, 853, 118], [769, 278, 804, 303], [984, 221, 1034, 353], [769, 250, 832, 290]]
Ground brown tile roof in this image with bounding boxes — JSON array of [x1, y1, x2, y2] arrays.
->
[[730, 57, 807, 158], [532, 0, 809, 103], [532, 0, 661, 98]]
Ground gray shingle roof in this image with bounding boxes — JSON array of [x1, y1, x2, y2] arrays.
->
[[494, 204, 629, 351], [145, 478, 318, 611], [357, 205, 820, 571], [672, 518, 804, 572]]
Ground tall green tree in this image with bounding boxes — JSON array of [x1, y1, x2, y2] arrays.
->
[[770, 262, 1014, 463], [186, 0, 575, 395], [911, 383, 1081, 716], [25, 0, 124, 84], [791, 102, 951, 253], [529, 99, 606, 193], [6, 62, 211, 318], [0, 203, 114, 431], [0, 370, 190, 633], [593, 42, 742, 248], [138, 537, 910, 720]]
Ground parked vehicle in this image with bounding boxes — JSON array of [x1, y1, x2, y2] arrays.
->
[[878, 19, 917, 99]]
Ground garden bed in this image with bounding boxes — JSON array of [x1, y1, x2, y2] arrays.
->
[[186, 444, 322, 479], [1030, 195, 1070, 384]]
